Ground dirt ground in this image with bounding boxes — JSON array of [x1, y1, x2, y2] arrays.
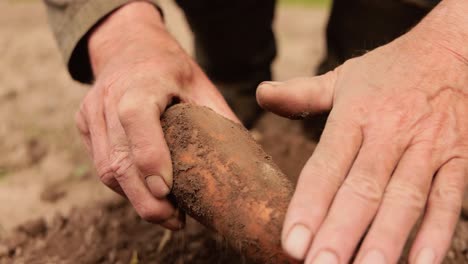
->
[[0, 1, 467, 263]]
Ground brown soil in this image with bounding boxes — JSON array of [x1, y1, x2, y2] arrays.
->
[[0, 199, 247, 264], [0, 1, 467, 264]]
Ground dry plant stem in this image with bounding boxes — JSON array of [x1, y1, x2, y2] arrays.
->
[[162, 104, 298, 264]]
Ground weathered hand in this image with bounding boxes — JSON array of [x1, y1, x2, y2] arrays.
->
[[257, 0, 468, 263], [75, 2, 237, 230]]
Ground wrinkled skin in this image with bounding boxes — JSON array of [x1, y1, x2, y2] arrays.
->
[[257, 0, 468, 263], [75, 2, 237, 230], [74, 0, 468, 262]]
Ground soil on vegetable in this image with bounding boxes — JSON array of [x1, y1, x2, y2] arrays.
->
[[0, 1, 467, 264], [162, 104, 296, 263]]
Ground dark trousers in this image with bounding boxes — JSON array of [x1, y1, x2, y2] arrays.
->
[[175, 0, 438, 127]]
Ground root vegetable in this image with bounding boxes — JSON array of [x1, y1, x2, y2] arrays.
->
[[161, 103, 298, 264]]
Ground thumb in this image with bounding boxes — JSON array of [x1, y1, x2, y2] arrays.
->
[[256, 70, 337, 119]]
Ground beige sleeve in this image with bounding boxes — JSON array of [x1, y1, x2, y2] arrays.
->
[[43, 0, 161, 83]]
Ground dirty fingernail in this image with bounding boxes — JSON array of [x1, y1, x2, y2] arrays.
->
[[312, 250, 338, 264], [283, 224, 312, 260], [415, 248, 435, 264], [361, 250, 386, 264], [146, 176, 170, 198], [162, 216, 184, 230]]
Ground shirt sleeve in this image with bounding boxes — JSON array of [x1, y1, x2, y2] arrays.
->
[[43, 0, 162, 84]]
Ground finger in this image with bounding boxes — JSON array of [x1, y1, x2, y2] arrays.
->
[[81, 90, 124, 195], [105, 89, 182, 228], [161, 208, 186, 230], [355, 145, 435, 264], [256, 70, 337, 119], [281, 111, 362, 260], [112, 156, 178, 224], [304, 134, 406, 264], [117, 89, 173, 198], [76, 108, 121, 190], [409, 158, 467, 264]]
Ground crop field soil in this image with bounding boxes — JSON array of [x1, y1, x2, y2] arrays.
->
[[0, 1, 467, 263]]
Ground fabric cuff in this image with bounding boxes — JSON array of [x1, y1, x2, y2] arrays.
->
[[47, 0, 162, 83]]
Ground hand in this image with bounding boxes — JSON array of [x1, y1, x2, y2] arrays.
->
[[75, 2, 237, 230], [257, 0, 468, 263]]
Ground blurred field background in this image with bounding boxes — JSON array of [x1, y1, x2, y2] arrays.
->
[[1, 1, 467, 263]]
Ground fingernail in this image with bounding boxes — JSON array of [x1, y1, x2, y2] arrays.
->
[[259, 81, 281, 88], [311, 250, 338, 264], [415, 248, 435, 264], [163, 216, 183, 230], [283, 224, 312, 260], [146, 176, 170, 198], [361, 250, 386, 264]]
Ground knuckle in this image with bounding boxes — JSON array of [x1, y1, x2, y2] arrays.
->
[[427, 113, 447, 132], [109, 148, 134, 181], [429, 182, 463, 215], [95, 146, 134, 183], [342, 174, 383, 204], [118, 96, 140, 124], [95, 159, 112, 181], [101, 81, 116, 98], [312, 160, 343, 189], [384, 181, 427, 211], [309, 144, 348, 176], [133, 145, 161, 173]]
